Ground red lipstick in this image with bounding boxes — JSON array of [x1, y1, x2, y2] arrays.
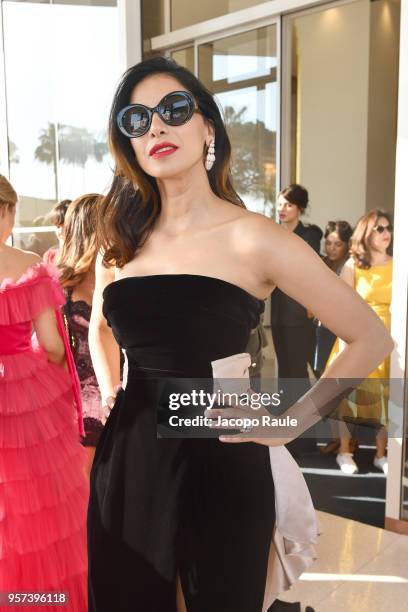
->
[[149, 142, 179, 158]]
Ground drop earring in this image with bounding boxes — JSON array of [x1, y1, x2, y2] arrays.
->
[[205, 139, 215, 171]]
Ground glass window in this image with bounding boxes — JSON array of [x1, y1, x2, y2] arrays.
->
[[2, 0, 120, 229], [4, 2, 56, 207], [142, 0, 166, 53], [52, 3, 120, 200], [12, 229, 58, 258], [198, 25, 278, 216], [171, 0, 269, 31], [170, 47, 195, 72]]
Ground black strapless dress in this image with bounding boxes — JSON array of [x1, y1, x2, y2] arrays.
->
[[87, 275, 275, 612]]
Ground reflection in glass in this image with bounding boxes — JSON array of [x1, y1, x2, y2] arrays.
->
[[198, 26, 277, 216], [170, 47, 195, 73], [171, 0, 270, 30], [52, 2, 119, 201], [3, 0, 120, 226], [12, 229, 58, 258], [4, 1, 56, 205]]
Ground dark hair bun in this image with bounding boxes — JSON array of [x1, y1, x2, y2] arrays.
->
[[280, 184, 309, 210]]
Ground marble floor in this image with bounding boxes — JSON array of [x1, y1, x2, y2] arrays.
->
[[279, 510, 408, 611]]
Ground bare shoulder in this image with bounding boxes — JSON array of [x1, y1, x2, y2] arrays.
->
[[227, 208, 285, 251], [18, 248, 42, 266], [13, 248, 42, 271], [1, 245, 40, 261], [226, 207, 327, 290], [222, 209, 285, 293], [95, 251, 116, 287], [222, 204, 272, 229], [0, 246, 41, 283]]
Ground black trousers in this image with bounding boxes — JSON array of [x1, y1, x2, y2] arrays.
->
[[271, 321, 317, 455], [271, 320, 316, 381]]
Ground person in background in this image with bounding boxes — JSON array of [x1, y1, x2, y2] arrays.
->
[[0, 175, 88, 608], [246, 306, 268, 391], [57, 194, 104, 476], [271, 184, 323, 454], [315, 220, 354, 456], [43, 199, 71, 265], [327, 209, 393, 475], [315, 220, 353, 378]]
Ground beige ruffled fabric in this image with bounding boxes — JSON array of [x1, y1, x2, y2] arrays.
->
[[211, 352, 319, 610]]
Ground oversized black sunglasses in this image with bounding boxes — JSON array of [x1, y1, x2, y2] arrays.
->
[[373, 223, 393, 234], [117, 91, 197, 138]]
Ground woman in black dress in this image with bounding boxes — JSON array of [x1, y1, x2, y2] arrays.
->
[[271, 184, 322, 384], [57, 194, 104, 476], [87, 57, 393, 612], [314, 221, 354, 456], [314, 220, 353, 378], [270, 185, 322, 455]]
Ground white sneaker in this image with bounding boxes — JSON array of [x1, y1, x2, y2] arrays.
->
[[373, 455, 388, 475], [336, 452, 358, 474]]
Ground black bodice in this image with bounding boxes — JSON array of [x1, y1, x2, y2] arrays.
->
[[103, 274, 263, 378], [89, 274, 274, 612]]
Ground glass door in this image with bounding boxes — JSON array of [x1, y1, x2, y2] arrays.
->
[[196, 24, 279, 217]]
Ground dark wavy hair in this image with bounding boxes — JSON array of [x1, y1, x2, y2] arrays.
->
[[324, 220, 353, 244], [350, 209, 393, 269], [279, 184, 309, 212], [99, 56, 244, 268], [58, 194, 101, 289], [47, 199, 72, 227], [323, 220, 353, 271]]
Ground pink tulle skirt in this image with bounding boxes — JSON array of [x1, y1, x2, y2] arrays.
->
[[0, 347, 88, 611]]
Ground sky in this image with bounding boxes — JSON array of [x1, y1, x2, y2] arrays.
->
[[3, 1, 121, 204]]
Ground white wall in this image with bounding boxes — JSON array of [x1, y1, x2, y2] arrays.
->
[[295, 0, 371, 230]]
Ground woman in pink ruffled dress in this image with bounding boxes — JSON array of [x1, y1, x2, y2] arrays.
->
[[0, 175, 88, 611]]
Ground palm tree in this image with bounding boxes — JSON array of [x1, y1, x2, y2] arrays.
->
[[35, 122, 109, 199], [8, 140, 19, 164], [34, 123, 58, 199], [58, 125, 108, 165]]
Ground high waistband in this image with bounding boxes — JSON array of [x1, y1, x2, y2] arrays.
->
[[0, 322, 32, 355], [125, 349, 213, 379]]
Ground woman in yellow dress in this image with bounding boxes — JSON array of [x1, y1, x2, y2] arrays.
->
[[327, 209, 393, 475]]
